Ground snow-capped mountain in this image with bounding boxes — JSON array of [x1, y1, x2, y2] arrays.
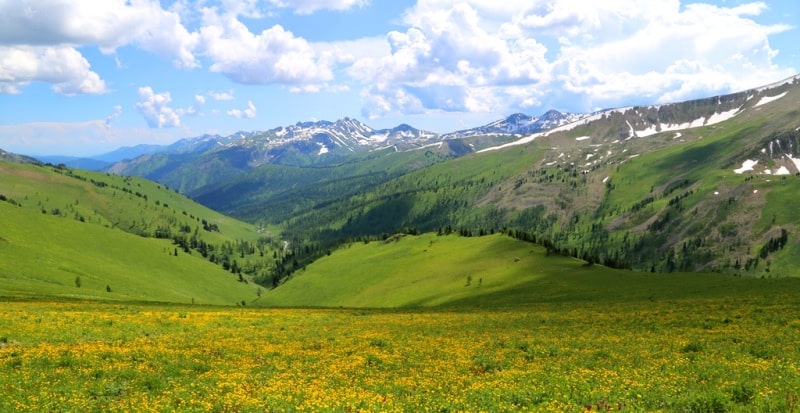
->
[[105, 118, 448, 191], [166, 118, 441, 160], [442, 110, 589, 139]]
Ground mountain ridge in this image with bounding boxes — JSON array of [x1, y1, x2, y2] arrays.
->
[[3, 73, 800, 297], [100, 110, 582, 192]]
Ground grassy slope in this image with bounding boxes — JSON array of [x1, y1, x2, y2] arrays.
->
[[0, 162, 265, 304], [261, 232, 791, 308], [590, 87, 800, 272], [271, 82, 800, 275], [0, 203, 257, 304], [0, 162, 258, 242]]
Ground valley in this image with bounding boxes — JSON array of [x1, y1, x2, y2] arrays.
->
[[2, 74, 800, 413]]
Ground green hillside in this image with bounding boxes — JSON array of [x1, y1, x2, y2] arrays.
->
[[190, 143, 463, 224], [0, 161, 275, 304], [248, 78, 800, 282], [261, 232, 792, 308]]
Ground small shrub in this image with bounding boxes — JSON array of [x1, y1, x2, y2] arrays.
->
[[729, 382, 755, 404], [369, 338, 388, 348], [471, 354, 503, 373], [681, 341, 703, 353], [681, 392, 729, 413], [364, 354, 382, 368], [748, 342, 775, 360]]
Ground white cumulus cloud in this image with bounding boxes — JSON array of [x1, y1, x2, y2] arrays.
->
[[198, 8, 334, 86], [0, 46, 106, 95], [351, 0, 795, 118], [0, 0, 197, 94], [135, 87, 181, 128]]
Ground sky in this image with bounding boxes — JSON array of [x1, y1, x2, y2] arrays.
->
[[0, 0, 797, 157]]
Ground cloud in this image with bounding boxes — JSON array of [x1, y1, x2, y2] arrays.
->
[[135, 87, 181, 128], [0, 45, 107, 95], [104, 105, 123, 127], [195, 94, 206, 105], [267, 0, 369, 15], [549, 1, 794, 107], [289, 83, 350, 93], [198, 9, 334, 86], [227, 100, 257, 119], [351, 0, 795, 117], [0, 119, 189, 157], [0, 0, 198, 68], [208, 90, 235, 101], [0, 0, 360, 95], [0, 0, 197, 94], [351, 2, 551, 117]]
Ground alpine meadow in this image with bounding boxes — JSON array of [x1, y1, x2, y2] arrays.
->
[[3, 1, 800, 411]]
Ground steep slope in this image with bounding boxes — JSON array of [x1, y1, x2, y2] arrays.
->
[[190, 143, 468, 224], [0, 161, 276, 303]]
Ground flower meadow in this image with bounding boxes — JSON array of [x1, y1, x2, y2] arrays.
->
[[1, 296, 799, 412]]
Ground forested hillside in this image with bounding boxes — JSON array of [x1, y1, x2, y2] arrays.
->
[[211, 76, 800, 284], [0, 162, 278, 302]]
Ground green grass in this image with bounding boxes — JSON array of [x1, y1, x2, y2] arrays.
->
[[2, 284, 799, 412], [0, 162, 259, 242], [262, 232, 795, 308], [0, 202, 258, 304], [0, 161, 272, 304]]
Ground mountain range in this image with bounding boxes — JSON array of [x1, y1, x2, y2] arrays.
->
[[5, 73, 800, 281], [34, 110, 583, 175]]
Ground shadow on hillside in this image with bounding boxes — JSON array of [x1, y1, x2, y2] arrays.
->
[[414, 268, 795, 309]]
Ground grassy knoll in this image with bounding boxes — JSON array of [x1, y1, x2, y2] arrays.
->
[[262, 232, 796, 308], [1, 288, 799, 412]]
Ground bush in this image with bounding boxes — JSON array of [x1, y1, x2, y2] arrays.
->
[[728, 382, 755, 404], [681, 392, 729, 413], [681, 340, 703, 353]]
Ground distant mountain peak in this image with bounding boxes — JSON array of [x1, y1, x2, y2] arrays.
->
[[444, 109, 585, 139], [539, 109, 565, 120], [391, 123, 416, 132]]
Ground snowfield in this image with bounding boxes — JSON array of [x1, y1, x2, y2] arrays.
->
[[755, 92, 788, 108], [734, 160, 758, 174]]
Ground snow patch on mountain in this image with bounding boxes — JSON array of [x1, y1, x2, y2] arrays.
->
[[445, 110, 588, 140], [706, 107, 741, 125], [734, 160, 757, 174], [634, 107, 741, 138], [786, 155, 800, 171], [756, 74, 800, 92], [755, 92, 788, 107]]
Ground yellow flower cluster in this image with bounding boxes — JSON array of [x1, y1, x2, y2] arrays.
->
[[0, 297, 798, 412]]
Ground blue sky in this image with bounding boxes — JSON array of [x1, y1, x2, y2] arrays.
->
[[0, 0, 797, 156]]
